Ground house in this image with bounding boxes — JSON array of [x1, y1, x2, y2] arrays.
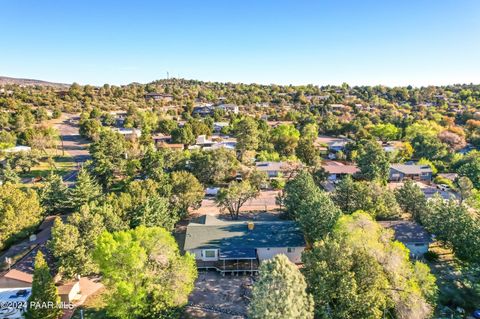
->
[[113, 128, 141, 140], [322, 162, 359, 181], [379, 221, 431, 257], [192, 105, 215, 117], [255, 161, 297, 179], [57, 281, 81, 303], [0, 245, 82, 306], [144, 92, 173, 102], [183, 216, 306, 274], [316, 136, 351, 158], [213, 122, 229, 133], [389, 164, 433, 182], [215, 103, 239, 114]]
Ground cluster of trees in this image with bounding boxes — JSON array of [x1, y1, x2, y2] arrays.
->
[[245, 169, 480, 318]]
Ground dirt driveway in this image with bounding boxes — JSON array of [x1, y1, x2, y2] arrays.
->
[[185, 271, 254, 319]]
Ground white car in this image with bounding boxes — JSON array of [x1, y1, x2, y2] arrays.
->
[[437, 184, 450, 192]]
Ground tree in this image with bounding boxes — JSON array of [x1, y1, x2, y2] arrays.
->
[[0, 184, 43, 250], [0, 162, 20, 184], [49, 204, 105, 278], [370, 123, 399, 141], [89, 130, 128, 188], [332, 177, 400, 219], [303, 212, 436, 319], [411, 134, 447, 160], [395, 179, 427, 221], [438, 130, 466, 152], [170, 171, 204, 217], [25, 251, 62, 319], [69, 167, 102, 211], [270, 124, 300, 157], [39, 173, 69, 215], [235, 117, 260, 157], [455, 176, 473, 203], [216, 180, 259, 219], [131, 194, 177, 230], [303, 238, 389, 319], [93, 226, 197, 319], [457, 158, 480, 189], [189, 149, 239, 185], [296, 137, 320, 166], [283, 171, 318, 218], [296, 189, 341, 244], [356, 139, 390, 182], [249, 255, 314, 319], [422, 197, 480, 262], [171, 124, 195, 145]]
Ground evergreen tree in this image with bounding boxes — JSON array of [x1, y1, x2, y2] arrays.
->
[[39, 173, 69, 214], [249, 254, 314, 319], [283, 170, 318, 218], [0, 162, 20, 184], [356, 139, 390, 182], [26, 251, 62, 319], [69, 167, 102, 211]]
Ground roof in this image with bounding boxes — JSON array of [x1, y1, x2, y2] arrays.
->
[[255, 161, 291, 172], [322, 164, 359, 175], [184, 216, 305, 251], [390, 164, 432, 175], [379, 220, 431, 243], [3, 270, 32, 284]]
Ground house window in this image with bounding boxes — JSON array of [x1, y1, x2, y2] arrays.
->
[[202, 250, 217, 258], [287, 247, 295, 253]]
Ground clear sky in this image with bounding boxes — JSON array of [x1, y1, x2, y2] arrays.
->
[[1, 0, 479, 87]]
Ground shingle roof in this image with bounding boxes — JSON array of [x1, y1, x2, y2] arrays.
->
[[184, 217, 306, 251], [390, 164, 432, 175], [379, 220, 431, 243]]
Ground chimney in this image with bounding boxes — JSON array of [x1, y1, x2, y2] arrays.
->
[[247, 221, 254, 230]]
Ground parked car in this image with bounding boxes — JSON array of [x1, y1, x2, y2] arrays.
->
[[437, 184, 450, 191], [205, 187, 220, 197], [473, 309, 480, 319]]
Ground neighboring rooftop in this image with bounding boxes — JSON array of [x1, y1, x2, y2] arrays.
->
[[184, 216, 305, 251], [379, 220, 431, 243], [390, 164, 432, 175]]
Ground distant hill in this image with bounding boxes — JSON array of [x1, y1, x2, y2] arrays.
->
[[0, 76, 69, 88]]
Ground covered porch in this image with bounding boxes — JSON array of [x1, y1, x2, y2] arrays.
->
[[197, 248, 259, 275]]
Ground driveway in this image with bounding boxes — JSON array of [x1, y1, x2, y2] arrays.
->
[[192, 190, 281, 216]]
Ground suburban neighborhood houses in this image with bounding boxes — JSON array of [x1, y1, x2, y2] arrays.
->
[[1, 1, 480, 318]]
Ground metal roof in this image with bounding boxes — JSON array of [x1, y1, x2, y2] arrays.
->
[[184, 217, 305, 251]]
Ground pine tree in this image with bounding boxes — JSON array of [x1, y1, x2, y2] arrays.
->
[[39, 173, 69, 214], [0, 162, 20, 184], [25, 251, 62, 319], [69, 167, 102, 211], [249, 255, 314, 319]]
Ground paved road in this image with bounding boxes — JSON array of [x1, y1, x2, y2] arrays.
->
[[54, 113, 91, 181]]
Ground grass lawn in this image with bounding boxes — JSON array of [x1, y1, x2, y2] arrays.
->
[[19, 150, 77, 182], [71, 288, 110, 319], [428, 243, 480, 317]]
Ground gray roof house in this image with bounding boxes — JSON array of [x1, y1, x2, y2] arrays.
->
[[184, 216, 306, 274], [389, 164, 433, 182], [379, 220, 432, 257]]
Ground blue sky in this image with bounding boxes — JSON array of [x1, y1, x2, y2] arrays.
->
[[1, 0, 479, 86]]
